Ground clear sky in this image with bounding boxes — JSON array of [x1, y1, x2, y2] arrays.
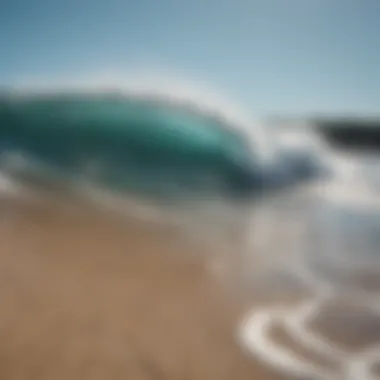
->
[[1, 0, 379, 117]]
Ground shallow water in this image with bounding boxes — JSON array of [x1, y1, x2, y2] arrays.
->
[[239, 152, 380, 380]]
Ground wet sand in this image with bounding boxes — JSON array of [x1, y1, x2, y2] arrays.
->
[[0, 191, 289, 380]]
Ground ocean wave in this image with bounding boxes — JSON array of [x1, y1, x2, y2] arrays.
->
[[1, 83, 335, 204], [1, 86, 273, 198]]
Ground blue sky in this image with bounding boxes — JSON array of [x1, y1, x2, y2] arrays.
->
[[1, 0, 379, 117]]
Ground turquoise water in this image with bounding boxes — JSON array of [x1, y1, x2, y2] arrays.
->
[[0, 93, 265, 200]]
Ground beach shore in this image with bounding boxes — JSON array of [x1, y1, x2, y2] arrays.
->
[[0, 187, 380, 380], [0, 190, 292, 380], [2, 188, 380, 380]]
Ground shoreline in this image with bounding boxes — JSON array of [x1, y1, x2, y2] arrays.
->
[[2, 187, 380, 379]]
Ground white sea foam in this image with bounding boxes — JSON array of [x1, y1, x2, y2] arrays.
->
[[239, 155, 380, 380]]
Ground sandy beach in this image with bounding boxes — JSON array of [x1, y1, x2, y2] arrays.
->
[[1, 184, 380, 380], [0, 188, 291, 380]]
